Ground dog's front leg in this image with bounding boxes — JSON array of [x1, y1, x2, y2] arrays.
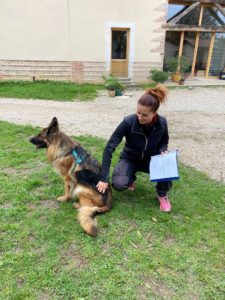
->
[[57, 177, 71, 202]]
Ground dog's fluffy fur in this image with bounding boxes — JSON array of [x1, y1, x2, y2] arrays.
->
[[30, 117, 112, 236]]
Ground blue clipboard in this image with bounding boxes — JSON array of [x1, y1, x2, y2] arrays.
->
[[149, 150, 179, 182]]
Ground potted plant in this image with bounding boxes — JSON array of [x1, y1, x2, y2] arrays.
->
[[165, 55, 190, 83], [103, 74, 125, 97]]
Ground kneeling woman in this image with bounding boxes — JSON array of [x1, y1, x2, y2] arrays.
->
[[96, 85, 172, 212]]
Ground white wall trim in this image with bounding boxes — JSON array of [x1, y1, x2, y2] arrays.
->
[[105, 22, 135, 78]]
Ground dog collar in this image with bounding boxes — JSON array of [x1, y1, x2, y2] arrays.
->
[[72, 149, 86, 165]]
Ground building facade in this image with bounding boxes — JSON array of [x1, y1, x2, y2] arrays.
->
[[0, 0, 225, 83]]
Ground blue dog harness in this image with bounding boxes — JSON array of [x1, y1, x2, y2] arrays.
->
[[72, 149, 86, 166]]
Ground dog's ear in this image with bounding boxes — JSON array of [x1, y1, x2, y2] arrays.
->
[[47, 117, 59, 134]]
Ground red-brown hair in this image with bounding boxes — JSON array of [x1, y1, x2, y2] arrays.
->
[[138, 85, 168, 112]]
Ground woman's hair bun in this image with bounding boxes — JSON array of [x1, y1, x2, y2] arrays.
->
[[146, 84, 168, 104]]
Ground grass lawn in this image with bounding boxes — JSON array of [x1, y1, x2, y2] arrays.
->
[[0, 121, 225, 300], [0, 80, 104, 101]]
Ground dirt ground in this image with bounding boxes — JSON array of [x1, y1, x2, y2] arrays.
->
[[0, 86, 225, 183]]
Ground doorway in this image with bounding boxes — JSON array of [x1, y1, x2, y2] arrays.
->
[[111, 29, 129, 77]]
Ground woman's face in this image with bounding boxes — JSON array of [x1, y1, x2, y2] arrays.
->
[[136, 104, 156, 125]]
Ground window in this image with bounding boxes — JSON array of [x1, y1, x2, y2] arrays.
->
[[111, 31, 127, 59], [167, 4, 186, 21], [179, 6, 201, 25], [209, 33, 225, 76], [202, 7, 225, 26], [168, 4, 225, 26], [164, 31, 181, 71]]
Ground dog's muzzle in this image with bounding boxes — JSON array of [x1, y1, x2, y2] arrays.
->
[[29, 137, 47, 149]]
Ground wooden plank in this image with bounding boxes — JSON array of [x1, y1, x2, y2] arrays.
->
[[191, 32, 200, 76], [178, 31, 185, 57], [198, 5, 204, 26], [168, 2, 200, 24], [177, 31, 185, 72], [165, 24, 225, 32], [205, 32, 215, 77], [111, 60, 127, 76]]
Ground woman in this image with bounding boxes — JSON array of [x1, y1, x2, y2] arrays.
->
[[96, 85, 172, 212]]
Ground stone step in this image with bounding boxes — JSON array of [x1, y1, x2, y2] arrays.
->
[[118, 77, 133, 86]]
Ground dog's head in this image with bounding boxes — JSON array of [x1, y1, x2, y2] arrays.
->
[[29, 117, 59, 149]]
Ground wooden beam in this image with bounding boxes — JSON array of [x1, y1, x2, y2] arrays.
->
[[205, 32, 215, 77], [177, 31, 185, 72], [165, 24, 225, 32], [168, 2, 200, 24], [215, 3, 225, 17], [198, 5, 204, 25], [191, 32, 200, 76], [178, 31, 185, 57], [170, 0, 225, 4]]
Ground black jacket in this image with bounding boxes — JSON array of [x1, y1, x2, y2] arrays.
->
[[100, 114, 169, 182]]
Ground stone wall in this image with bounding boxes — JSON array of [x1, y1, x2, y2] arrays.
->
[[0, 60, 72, 81], [132, 62, 162, 83], [0, 60, 107, 83]]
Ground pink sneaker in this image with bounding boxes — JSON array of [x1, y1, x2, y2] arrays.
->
[[158, 196, 171, 212], [128, 182, 136, 191]]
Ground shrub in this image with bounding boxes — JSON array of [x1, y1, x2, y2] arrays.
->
[[150, 69, 168, 83]]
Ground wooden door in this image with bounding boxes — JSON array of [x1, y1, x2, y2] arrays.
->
[[111, 29, 129, 77]]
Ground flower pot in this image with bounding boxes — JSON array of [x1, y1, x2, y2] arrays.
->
[[115, 89, 123, 96], [179, 80, 185, 85], [172, 73, 182, 83], [108, 90, 116, 97]]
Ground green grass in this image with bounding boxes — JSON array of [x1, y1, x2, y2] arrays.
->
[[0, 121, 225, 300], [0, 80, 104, 101]]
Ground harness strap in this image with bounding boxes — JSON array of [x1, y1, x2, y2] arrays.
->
[[72, 149, 86, 165]]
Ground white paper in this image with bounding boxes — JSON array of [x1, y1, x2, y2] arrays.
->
[[149, 150, 179, 182]]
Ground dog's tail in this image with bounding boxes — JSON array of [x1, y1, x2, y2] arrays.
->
[[77, 206, 101, 236], [77, 188, 113, 236]]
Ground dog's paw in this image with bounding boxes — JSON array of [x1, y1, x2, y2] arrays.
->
[[73, 202, 80, 209], [57, 195, 69, 202]]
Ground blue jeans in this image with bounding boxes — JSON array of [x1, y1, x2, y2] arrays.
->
[[112, 158, 172, 197]]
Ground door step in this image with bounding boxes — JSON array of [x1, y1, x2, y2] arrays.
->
[[118, 77, 133, 86]]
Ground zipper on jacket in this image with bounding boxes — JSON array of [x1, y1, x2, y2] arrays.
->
[[134, 125, 160, 159], [133, 131, 149, 159], [142, 134, 149, 159]]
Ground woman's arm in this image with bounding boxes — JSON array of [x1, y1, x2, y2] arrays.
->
[[158, 118, 169, 153], [97, 118, 129, 192]]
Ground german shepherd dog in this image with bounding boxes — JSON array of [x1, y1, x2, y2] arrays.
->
[[30, 117, 112, 236]]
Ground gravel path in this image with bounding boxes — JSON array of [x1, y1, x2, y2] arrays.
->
[[0, 87, 225, 183]]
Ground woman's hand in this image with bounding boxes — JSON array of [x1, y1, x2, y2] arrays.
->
[[161, 150, 169, 156], [96, 181, 109, 194]]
